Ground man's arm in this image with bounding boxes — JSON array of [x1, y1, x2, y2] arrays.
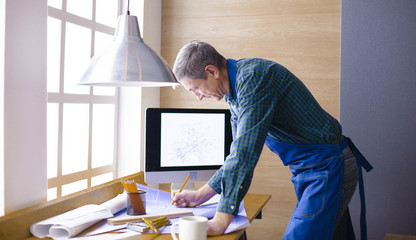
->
[[172, 184, 235, 235], [207, 212, 234, 236]]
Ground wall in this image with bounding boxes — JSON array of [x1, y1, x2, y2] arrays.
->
[[3, 0, 48, 214], [0, 0, 5, 216], [340, 0, 416, 239], [161, 0, 340, 238]]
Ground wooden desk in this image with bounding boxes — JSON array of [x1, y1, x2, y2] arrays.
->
[[385, 234, 416, 240], [0, 172, 271, 240]]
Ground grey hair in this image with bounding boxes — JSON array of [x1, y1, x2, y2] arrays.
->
[[173, 40, 227, 81]]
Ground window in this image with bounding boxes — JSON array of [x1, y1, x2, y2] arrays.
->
[[47, 0, 121, 200]]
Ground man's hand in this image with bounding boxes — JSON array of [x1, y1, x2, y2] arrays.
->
[[171, 184, 217, 207], [207, 212, 234, 236], [171, 189, 200, 207]]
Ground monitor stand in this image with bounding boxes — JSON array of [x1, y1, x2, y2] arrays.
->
[[171, 181, 195, 193]]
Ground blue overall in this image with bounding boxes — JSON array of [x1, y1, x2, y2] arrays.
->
[[265, 136, 373, 240]]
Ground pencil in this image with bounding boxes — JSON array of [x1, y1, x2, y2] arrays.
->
[[171, 174, 191, 205]]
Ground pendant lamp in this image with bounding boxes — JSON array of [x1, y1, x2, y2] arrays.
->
[[79, 8, 178, 87]]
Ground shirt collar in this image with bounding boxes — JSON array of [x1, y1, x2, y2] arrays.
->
[[226, 58, 237, 103]]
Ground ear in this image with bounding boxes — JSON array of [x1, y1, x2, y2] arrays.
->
[[205, 65, 219, 78]]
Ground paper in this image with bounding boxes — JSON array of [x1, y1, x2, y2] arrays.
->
[[30, 193, 126, 239], [200, 194, 220, 206], [135, 184, 218, 219]]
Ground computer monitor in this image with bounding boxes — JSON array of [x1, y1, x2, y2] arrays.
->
[[145, 108, 232, 190]]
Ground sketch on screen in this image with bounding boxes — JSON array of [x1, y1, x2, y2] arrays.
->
[[160, 113, 225, 167]]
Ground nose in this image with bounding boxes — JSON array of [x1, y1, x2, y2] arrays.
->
[[192, 90, 204, 101]]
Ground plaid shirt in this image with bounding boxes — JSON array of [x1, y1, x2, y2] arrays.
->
[[207, 58, 342, 214]]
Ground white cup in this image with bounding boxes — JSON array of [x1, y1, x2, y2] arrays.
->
[[171, 216, 208, 240]]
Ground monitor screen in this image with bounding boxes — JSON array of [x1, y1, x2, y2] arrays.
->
[[145, 108, 232, 186]]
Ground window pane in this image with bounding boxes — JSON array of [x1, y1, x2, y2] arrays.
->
[[62, 179, 88, 196], [62, 103, 89, 175], [47, 17, 61, 93], [48, 0, 62, 9], [96, 0, 119, 27], [47, 103, 59, 178], [129, 0, 143, 18], [92, 104, 115, 168], [64, 22, 91, 94], [66, 0, 92, 20], [93, 86, 115, 96], [92, 172, 113, 187], [47, 187, 57, 201], [93, 31, 115, 96], [94, 31, 113, 57]]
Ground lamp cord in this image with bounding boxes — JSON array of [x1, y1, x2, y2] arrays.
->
[[126, 0, 130, 15]]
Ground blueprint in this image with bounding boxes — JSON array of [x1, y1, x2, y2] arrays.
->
[[160, 113, 225, 167]]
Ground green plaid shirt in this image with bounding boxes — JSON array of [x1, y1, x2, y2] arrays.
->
[[207, 58, 342, 214]]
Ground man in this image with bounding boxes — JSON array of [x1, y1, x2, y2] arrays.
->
[[171, 40, 371, 239]]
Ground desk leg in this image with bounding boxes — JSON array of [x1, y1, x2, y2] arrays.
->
[[240, 210, 263, 239], [238, 231, 247, 240], [255, 211, 262, 219]]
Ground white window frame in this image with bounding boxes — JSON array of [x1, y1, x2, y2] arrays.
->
[[47, 0, 121, 200]]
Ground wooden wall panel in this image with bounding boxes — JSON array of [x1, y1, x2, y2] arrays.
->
[[161, 0, 340, 238]]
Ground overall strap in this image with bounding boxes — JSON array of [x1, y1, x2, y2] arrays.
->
[[346, 137, 373, 240], [226, 58, 238, 104]]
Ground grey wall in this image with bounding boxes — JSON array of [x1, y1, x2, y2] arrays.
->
[[340, 0, 416, 239]]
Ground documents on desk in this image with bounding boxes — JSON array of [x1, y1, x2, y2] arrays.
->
[[30, 184, 250, 239], [30, 192, 127, 239]]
